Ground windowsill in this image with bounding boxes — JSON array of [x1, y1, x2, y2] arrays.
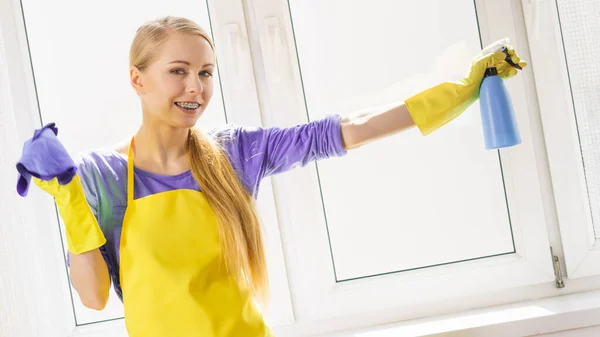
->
[[67, 289, 600, 337], [317, 289, 600, 337]]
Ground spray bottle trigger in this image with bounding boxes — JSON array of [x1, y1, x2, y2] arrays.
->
[[501, 46, 522, 70]]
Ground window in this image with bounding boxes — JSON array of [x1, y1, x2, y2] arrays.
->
[[524, 0, 600, 280], [241, 0, 561, 326], [285, 0, 516, 282], [556, 0, 600, 240]]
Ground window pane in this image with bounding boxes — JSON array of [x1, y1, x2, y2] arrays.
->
[[556, 0, 600, 238], [20, 0, 225, 325], [287, 0, 515, 281]]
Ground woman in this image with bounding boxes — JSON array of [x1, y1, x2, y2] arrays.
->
[[17, 16, 526, 337]]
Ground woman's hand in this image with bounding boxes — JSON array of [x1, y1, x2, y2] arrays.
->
[[405, 38, 527, 135]]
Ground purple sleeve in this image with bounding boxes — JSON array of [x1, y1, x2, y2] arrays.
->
[[218, 114, 347, 198]]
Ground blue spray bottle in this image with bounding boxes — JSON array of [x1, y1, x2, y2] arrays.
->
[[479, 46, 522, 150]]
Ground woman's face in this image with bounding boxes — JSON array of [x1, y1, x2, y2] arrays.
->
[[131, 32, 215, 129]]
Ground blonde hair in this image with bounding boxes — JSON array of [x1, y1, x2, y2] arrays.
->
[[129, 16, 268, 302]]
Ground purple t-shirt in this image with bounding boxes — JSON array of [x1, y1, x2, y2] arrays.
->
[[74, 115, 346, 301]]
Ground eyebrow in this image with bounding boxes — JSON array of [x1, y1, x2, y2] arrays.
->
[[168, 60, 214, 67]]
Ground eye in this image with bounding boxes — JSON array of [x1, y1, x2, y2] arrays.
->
[[199, 70, 213, 78], [170, 68, 187, 75]]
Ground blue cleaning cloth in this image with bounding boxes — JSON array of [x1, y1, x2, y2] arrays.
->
[[16, 122, 77, 197]]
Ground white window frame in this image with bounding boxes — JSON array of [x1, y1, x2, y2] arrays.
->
[[1, 0, 293, 335], [245, 0, 558, 332], [521, 0, 600, 280]]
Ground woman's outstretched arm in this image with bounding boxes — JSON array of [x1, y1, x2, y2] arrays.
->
[[340, 102, 415, 150]]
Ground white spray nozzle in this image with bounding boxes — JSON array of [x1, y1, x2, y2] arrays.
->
[[477, 37, 511, 58]]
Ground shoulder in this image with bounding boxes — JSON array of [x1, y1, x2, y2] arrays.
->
[[76, 147, 127, 173], [73, 145, 129, 208], [206, 125, 267, 197], [208, 124, 267, 155], [74, 145, 128, 189], [209, 124, 263, 140]]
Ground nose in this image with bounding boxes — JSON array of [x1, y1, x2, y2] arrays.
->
[[186, 76, 204, 94]]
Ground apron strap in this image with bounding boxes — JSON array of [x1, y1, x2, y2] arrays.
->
[[127, 137, 135, 203]]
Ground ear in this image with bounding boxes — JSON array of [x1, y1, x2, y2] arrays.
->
[[130, 66, 145, 95]]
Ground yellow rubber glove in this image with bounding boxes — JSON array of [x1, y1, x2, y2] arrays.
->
[[405, 38, 528, 135], [34, 175, 106, 254]]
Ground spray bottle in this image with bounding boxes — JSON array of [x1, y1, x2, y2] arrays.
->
[[479, 44, 523, 150]]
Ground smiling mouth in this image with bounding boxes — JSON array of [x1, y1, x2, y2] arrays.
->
[[175, 102, 201, 111]]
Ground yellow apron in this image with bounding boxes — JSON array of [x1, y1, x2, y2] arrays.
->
[[119, 138, 271, 336]]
